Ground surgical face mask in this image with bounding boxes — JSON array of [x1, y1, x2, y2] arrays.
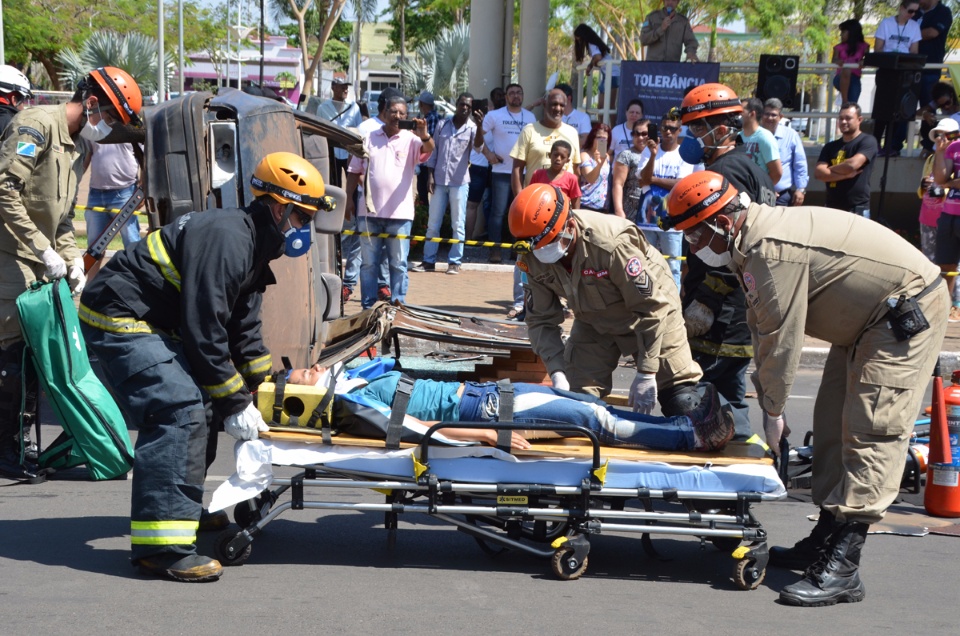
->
[[80, 106, 113, 142], [695, 225, 733, 268], [533, 232, 572, 264]]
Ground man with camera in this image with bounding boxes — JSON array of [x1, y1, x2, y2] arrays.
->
[[346, 95, 434, 309]]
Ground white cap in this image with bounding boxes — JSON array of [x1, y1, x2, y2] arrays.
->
[[930, 117, 960, 142]]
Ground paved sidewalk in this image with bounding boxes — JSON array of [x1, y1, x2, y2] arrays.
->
[[346, 261, 960, 371]]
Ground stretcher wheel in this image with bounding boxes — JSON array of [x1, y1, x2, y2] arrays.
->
[[732, 558, 765, 590], [214, 527, 252, 566], [711, 536, 742, 553], [234, 499, 262, 528], [551, 547, 588, 581]]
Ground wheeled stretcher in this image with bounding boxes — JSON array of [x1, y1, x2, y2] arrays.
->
[[210, 423, 786, 587]]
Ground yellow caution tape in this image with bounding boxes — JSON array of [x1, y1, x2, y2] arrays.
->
[[341, 230, 685, 259], [551, 535, 570, 549], [593, 459, 609, 486]]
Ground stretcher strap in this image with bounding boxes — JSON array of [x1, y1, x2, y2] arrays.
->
[[387, 374, 415, 450], [305, 362, 342, 445], [495, 380, 514, 453], [271, 357, 293, 427]]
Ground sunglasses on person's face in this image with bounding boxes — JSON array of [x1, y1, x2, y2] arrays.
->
[[661, 125, 681, 133], [905, 8, 918, 14], [936, 131, 960, 141], [632, 130, 649, 137]]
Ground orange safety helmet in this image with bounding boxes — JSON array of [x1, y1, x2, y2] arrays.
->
[[250, 151, 327, 212], [87, 66, 143, 126], [665, 171, 739, 231], [678, 83, 742, 125], [508, 183, 570, 250]]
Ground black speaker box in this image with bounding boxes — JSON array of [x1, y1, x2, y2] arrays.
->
[[756, 55, 799, 108], [872, 68, 921, 121]]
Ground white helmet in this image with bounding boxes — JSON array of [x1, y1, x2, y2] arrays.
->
[[0, 65, 33, 100]]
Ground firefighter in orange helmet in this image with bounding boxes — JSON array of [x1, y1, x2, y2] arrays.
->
[[667, 170, 947, 607], [508, 183, 702, 416], [0, 67, 143, 483]]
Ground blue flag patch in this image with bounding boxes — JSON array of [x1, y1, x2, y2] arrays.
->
[[16, 142, 37, 157]]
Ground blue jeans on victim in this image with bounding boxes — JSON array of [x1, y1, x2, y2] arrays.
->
[[458, 383, 695, 451]]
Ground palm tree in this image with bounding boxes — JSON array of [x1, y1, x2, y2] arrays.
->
[[396, 22, 469, 100], [57, 30, 174, 95]]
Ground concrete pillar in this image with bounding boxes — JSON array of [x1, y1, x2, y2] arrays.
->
[[469, 0, 505, 100], [517, 0, 549, 101], [502, 0, 514, 88]]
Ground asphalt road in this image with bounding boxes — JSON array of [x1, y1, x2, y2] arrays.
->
[[2, 368, 956, 635]]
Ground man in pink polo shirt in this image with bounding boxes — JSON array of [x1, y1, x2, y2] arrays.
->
[[347, 94, 434, 308]]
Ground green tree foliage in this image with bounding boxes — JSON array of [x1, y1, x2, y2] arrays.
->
[[395, 22, 469, 98], [382, 0, 469, 55], [57, 31, 175, 95], [4, 0, 224, 91]]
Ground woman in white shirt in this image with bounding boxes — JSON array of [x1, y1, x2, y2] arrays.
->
[[610, 99, 645, 159], [874, 2, 922, 54]]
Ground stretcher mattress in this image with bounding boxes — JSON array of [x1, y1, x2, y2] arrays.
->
[[210, 437, 787, 513]]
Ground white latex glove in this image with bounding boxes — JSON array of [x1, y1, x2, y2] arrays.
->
[[550, 371, 570, 391], [683, 299, 715, 337], [68, 257, 86, 295], [629, 372, 658, 414], [762, 412, 792, 457], [224, 402, 270, 441], [41, 247, 67, 280]]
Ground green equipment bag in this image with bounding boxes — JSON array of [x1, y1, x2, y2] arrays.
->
[[16, 280, 134, 480]]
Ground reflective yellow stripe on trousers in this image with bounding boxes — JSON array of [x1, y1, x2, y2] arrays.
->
[[130, 520, 198, 546]]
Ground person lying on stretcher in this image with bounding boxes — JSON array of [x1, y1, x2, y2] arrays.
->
[[287, 365, 735, 452]]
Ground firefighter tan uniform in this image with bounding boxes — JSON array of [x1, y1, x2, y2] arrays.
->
[[0, 104, 83, 346], [522, 209, 702, 399], [733, 202, 947, 523]]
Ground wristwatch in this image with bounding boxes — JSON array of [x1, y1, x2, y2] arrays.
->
[[421, 135, 431, 142]]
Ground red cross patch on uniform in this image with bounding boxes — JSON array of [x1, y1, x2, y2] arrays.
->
[[625, 257, 643, 278]]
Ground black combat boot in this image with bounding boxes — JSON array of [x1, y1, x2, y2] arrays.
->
[[769, 509, 839, 569], [779, 521, 868, 607], [0, 433, 44, 482]]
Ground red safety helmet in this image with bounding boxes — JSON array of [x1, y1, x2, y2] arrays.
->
[[665, 171, 739, 231], [508, 184, 570, 250], [678, 83, 742, 125], [88, 66, 143, 126]]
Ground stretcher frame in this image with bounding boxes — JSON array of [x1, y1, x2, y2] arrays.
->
[[213, 422, 784, 588]]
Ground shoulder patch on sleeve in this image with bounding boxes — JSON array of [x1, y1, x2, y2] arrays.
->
[[517, 258, 529, 273], [625, 256, 643, 278], [16, 142, 36, 158], [17, 126, 45, 145]]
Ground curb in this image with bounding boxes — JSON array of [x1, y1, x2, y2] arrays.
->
[[799, 346, 960, 371]]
